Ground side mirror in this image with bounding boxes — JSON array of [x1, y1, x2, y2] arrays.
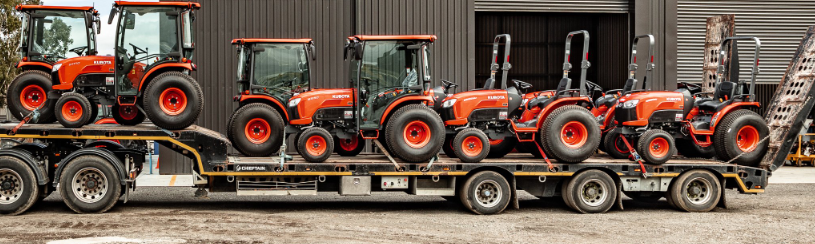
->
[[85, 12, 93, 28], [308, 42, 317, 61], [108, 7, 118, 25], [252, 46, 265, 53], [96, 17, 101, 34], [353, 42, 363, 60], [406, 44, 422, 50], [124, 13, 135, 30]]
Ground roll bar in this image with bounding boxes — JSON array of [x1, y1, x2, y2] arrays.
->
[[716, 36, 761, 102], [486, 34, 512, 90], [627, 34, 655, 92], [562, 30, 590, 96]]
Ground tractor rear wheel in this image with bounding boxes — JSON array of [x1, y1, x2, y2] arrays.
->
[[541, 105, 600, 163], [487, 138, 517, 158], [7, 70, 55, 123], [713, 109, 769, 167], [55, 92, 93, 128], [637, 129, 675, 165], [335, 135, 365, 156], [227, 103, 285, 157], [453, 128, 490, 163], [603, 128, 631, 159], [112, 104, 145, 126], [142, 72, 203, 130], [385, 104, 444, 163], [442, 137, 457, 158], [297, 127, 333, 163]]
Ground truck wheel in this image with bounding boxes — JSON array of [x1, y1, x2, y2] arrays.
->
[[297, 127, 333, 163], [55, 92, 93, 128], [112, 104, 145, 126], [7, 70, 55, 123], [59, 155, 122, 213], [335, 135, 365, 156], [453, 128, 490, 163], [227, 103, 285, 157], [459, 171, 511, 215], [603, 128, 631, 159], [442, 137, 457, 158], [713, 109, 769, 167], [561, 169, 617, 213], [487, 138, 517, 158], [0, 156, 39, 215], [385, 104, 445, 163], [142, 72, 203, 130], [637, 129, 675, 165], [541, 105, 601, 163], [624, 191, 663, 203], [668, 169, 721, 212], [676, 139, 715, 158]]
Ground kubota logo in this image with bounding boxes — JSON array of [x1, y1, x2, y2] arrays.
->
[[488, 96, 505, 100], [94, 61, 112, 65], [332, 95, 350, 99]]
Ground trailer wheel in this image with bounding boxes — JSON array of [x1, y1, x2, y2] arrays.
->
[[676, 138, 715, 158], [297, 127, 333, 163], [55, 92, 93, 128], [603, 128, 631, 159], [442, 137, 457, 158], [142, 71, 203, 130], [459, 171, 511, 215], [385, 104, 445, 163], [623, 191, 663, 203], [0, 156, 39, 215], [227, 103, 285, 157], [453, 128, 490, 163], [713, 109, 769, 167], [112, 104, 145, 126], [335, 135, 365, 156], [668, 169, 721, 212], [59, 155, 122, 214], [561, 169, 617, 213], [637, 129, 675, 165], [487, 138, 517, 158], [541, 105, 600, 163], [7, 70, 55, 123]]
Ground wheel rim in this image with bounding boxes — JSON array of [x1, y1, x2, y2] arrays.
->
[[244, 118, 271, 144], [685, 177, 712, 205], [339, 136, 359, 152], [579, 179, 609, 207], [305, 135, 327, 156], [61, 100, 84, 122], [71, 167, 108, 204], [0, 169, 24, 205], [403, 120, 431, 149], [20, 85, 46, 110], [461, 135, 483, 157], [736, 125, 760, 152], [473, 179, 502, 208], [158, 87, 188, 116], [614, 135, 631, 154], [649, 137, 670, 158], [489, 139, 503, 146], [118, 105, 139, 121], [561, 121, 588, 149]]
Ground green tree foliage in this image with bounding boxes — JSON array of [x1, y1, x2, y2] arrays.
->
[[41, 17, 72, 58], [0, 0, 41, 107]]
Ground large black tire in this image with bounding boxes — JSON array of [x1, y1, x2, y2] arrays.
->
[[561, 169, 617, 213], [637, 129, 675, 165], [227, 103, 285, 157], [142, 71, 203, 130], [442, 136, 457, 158], [603, 127, 631, 159], [7, 70, 55, 123], [0, 156, 39, 215], [541, 105, 601, 163], [713, 109, 769, 167], [59, 155, 122, 213], [385, 104, 445, 163], [487, 137, 517, 158], [453, 128, 490, 163], [667, 169, 721, 212], [112, 104, 146, 126], [297, 127, 333, 163], [675, 138, 715, 158], [459, 171, 511, 215], [335, 134, 365, 156], [55, 92, 93, 128]]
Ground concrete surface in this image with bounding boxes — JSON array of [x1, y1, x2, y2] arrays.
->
[[770, 166, 815, 184]]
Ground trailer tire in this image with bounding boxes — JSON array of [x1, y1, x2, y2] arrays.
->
[[541, 105, 600, 163], [668, 169, 721, 212], [142, 71, 203, 130], [487, 138, 517, 158], [112, 104, 146, 126], [561, 169, 617, 213], [385, 104, 445, 163], [713, 109, 768, 167], [442, 137, 457, 158], [7, 70, 55, 123], [297, 127, 333, 163], [228, 103, 285, 157], [55, 92, 93, 128], [453, 128, 490, 163], [603, 128, 631, 159], [59, 155, 122, 214], [637, 129, 675, 165], [459, 171, 511, 215], [335, 135, 365, 156], [0, 156, 39, 216], [676, 138, 715, 158]]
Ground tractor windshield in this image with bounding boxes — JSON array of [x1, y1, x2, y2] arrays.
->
[[25, 10, 92, 62], [352, 40, 420, 128], [251, 43, 310, 97]]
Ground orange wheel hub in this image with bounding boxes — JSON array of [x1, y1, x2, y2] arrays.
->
[[736, 125, 760, 152], [20, 85, 46, 110], [159, 87, 187, 116], [403, 120, 431, 149], [305, 135, 327, 156], [339, 136, 359, 151], [461, 136, 483, 157], [614, 136, 631, 154], [649, 137, 669, 158], [118, 105, 139, 120], [561, 121, 588, 149], [61, 101, 83, 122], [244, 118, 271, 144]]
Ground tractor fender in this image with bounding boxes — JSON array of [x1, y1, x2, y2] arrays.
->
[[0, 148, 49, 185], [16, 62, 53, 71], [534, 97, 593, 128], [51, 147, 127, 187], [238, 95, 289, 120], [137, 63, 195, 92], [379, 95, 434, 125], [710, 102, 761, 129]]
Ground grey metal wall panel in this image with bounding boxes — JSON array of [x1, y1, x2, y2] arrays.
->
[[474, 0, 630, 13]]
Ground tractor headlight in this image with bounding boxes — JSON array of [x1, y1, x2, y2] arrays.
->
[[51, 63, 62, 72], [622, 99, 639, 108], [442, 99, 457, 108], [288, 98, 301, 107]]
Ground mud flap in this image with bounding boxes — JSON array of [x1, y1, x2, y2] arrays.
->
[[615, 178, 624, 211], [718, 178, 728, 209], [511, 177, 519, 210]]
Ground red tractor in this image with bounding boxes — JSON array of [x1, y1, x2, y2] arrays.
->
[[8, 5, 101, 123], [287, 35, 444, 163], [47, 1, 203, 129], [228, 38, 316, 156], [611, 36, 768, 166]]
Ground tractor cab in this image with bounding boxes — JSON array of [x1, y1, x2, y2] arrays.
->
[[16, 5, 100, 66], [233, 38, 315, 105]]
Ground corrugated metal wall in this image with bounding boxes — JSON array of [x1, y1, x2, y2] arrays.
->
[[474, 0, 630, 13]]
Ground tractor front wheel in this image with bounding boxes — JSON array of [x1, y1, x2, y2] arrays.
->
[[112, 104, 145, 126], [55, 92, 93, 128], [453, 128, 490, 163], [335, 135, 365, 156], [297, 127, 333, 163], [385, 104, 445, 163], [142, 72, 203, 130]]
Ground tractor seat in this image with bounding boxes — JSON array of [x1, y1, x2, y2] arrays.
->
[[698, 81, 737, 112], [595, 94, 619, 109]]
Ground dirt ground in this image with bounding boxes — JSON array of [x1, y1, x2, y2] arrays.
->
[[0, 184, 813, 244]]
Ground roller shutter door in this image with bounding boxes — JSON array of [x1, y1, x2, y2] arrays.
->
[[474, 0, 629, 13]]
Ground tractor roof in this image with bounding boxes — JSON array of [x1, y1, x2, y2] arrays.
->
[[232, 38, 313, 44], [16, 5, 94, 11], [349, 35, 437, 42], [114, 1, 201, 9]]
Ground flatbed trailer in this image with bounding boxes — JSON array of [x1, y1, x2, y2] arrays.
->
[[0, 123, 769, 215]]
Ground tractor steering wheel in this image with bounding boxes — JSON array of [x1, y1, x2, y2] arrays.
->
[[441, 79, 458, 90], [69, 46, 88, 56], [129, 43, 148, 56], [678, 81, 701, 89]]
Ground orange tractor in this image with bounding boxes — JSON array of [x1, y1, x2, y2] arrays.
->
[[47, 1, 203, 129], [286, 35, 444, 163], [8, 5, 101, 123], [610, 36, 768, 166]]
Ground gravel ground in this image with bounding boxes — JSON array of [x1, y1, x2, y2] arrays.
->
[[0, 184, 813, 244]]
